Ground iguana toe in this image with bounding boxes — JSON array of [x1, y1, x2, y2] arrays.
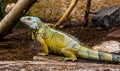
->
[[48, 23, 55, 27], [61, 57, 76, 62], [58, 26, 64, 29], [38, 52, 48, 56], [48, 23, 64, 28]]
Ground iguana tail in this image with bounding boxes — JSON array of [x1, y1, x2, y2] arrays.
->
[[78, 46, 120, 62]]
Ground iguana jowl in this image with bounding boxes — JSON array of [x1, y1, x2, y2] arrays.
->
[[20, 16, 120, 62]]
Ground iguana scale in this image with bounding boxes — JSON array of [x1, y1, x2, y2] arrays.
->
[[20, 16, 120, 62]]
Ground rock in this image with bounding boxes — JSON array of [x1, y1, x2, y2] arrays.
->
[[107, 29, 120, 38], [92, 40, 120, 54], [33, 56, 57, 62], [0, 61, 119, 70], [91, 6, 120, 28]]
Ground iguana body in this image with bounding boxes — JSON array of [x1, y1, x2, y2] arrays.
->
[[20, 16, 120, 62]]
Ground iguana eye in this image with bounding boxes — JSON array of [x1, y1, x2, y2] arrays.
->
[[27, 17, 31, 20]]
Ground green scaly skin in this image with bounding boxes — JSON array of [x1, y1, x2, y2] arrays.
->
[[20, 16, 120, 62]]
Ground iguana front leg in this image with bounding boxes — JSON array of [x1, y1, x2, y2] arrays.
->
[[50, 0, 77, 28], [37, 37, 49, 56], [61, 47, 77, 61], [31, 32, 36, 41]]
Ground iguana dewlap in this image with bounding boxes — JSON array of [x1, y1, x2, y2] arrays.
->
[[20, 16, 120, 62]]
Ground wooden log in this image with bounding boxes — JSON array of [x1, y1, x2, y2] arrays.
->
[[0, 61, 119, 70], [0, 0, 36, 40]]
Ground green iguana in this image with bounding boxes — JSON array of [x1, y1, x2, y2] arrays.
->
[[20, 16, 120, 62]]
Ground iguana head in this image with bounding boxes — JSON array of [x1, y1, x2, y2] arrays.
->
[[20, 16, 43, 30], [20, 16, 43, 40]]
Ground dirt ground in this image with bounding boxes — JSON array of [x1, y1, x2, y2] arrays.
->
[[0, 24, 120, 61]]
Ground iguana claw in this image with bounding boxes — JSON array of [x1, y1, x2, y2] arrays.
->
[[48, 23, 64, 29]]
